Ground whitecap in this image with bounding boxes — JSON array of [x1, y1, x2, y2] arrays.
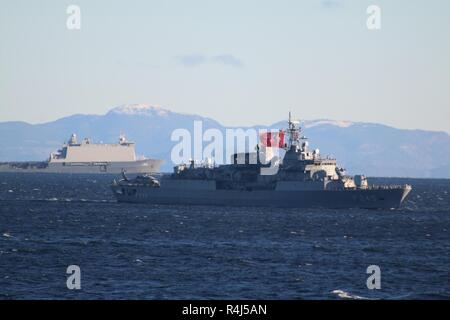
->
[[332, 290, 367, 300]]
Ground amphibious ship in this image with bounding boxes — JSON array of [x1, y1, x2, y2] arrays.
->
[[0, 134, 162, 174], [112, 114, 412, 208]]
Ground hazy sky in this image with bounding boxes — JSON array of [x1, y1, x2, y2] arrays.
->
[[1, 0, 449, 132]]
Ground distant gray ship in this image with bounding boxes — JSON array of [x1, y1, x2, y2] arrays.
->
[[0, 134, 162, 174], [112, 114, 412, 208]]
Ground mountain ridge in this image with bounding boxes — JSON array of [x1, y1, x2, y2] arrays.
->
[[1, 104, 449, 178]]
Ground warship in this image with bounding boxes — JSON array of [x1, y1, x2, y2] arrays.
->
[[112, 114, 412, 208], [0, 134, 162, 174]]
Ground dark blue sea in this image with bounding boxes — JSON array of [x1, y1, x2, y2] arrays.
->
[[0, 173, 449, 299]]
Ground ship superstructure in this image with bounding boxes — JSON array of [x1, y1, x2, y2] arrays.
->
[[50, 134, 141, 163]]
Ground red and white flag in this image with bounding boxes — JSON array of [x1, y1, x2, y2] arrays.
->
[[260, 130, 285, 148]]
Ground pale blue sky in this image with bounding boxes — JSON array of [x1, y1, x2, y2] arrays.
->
[[1, 0, 449, 132]]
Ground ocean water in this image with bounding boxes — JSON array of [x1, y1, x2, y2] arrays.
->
[[0, 173, 449, 300]]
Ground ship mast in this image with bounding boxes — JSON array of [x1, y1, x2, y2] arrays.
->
[[287, 112, 301, 150]]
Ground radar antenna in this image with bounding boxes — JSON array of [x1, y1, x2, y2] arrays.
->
[[119, 132, 127, 144]]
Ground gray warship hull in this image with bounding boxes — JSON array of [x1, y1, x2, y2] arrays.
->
[[0, 159, 162, 174], [112, 183, 411, 209]]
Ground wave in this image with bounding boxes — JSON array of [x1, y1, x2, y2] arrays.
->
[[0, 198, 115, 204], [331, 290, 369, 300]]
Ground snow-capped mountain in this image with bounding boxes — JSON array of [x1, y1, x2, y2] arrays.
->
[[1, 104, 450, 178], [303, 119, 354, 129], [108, 104, 171, 117]]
